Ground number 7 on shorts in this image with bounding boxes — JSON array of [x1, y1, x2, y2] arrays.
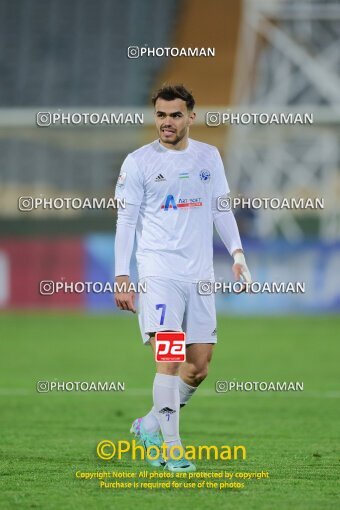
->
[[156, 304, 166, 325]]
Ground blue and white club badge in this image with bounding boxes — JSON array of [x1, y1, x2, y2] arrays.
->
[[200, 169, 211, 182]]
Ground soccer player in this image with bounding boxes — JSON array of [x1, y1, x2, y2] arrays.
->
[[114, 85, 251, 472]]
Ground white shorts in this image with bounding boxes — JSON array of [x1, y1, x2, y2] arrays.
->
[[138, 277, 217, 345]]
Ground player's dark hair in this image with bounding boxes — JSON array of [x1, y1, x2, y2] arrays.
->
[[152, 84, 195, 111]]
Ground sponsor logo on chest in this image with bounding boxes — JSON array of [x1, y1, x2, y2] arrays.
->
[[161, 194, 203, 211]]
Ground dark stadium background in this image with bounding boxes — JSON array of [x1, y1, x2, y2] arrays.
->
[[0, 1, 339, 509]]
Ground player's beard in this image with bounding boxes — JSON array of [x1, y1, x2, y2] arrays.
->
[[159, 126, 187, 146]]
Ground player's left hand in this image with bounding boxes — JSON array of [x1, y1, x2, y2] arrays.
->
[[232, 251, 252, 292]]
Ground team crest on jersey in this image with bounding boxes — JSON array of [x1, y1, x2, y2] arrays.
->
[[200, 169, 210, 182]]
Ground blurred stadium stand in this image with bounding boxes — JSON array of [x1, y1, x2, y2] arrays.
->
[[227, 0, 340, 241], [0, 0, 339, 312], [0, 0, 179, 106], [0, 0, 179, 227]]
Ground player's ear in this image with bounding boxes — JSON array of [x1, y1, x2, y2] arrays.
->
[[188, 111, 196, 125]]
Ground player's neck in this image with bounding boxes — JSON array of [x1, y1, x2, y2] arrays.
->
[[159, 137, 189, 151]]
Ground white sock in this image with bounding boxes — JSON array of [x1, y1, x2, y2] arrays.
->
[[152, 373, 181, 452], [141, 407, 159, 434], [178, 377, 197, 407], [142, 377, 198, 434]]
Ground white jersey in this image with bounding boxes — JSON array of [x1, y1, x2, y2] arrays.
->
[[114, 138, 230, 282]]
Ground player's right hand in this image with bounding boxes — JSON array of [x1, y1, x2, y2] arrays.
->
[[114, 275, 136, 313]]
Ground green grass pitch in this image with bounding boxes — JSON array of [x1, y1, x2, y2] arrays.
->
[[0, 313, 339, 509]]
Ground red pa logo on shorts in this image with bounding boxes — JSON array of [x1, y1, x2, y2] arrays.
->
[[155, 332, 186, 362]]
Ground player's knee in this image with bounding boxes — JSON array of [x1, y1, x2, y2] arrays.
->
[[194, 366, 209, 385], [187, 364, 209, 385]]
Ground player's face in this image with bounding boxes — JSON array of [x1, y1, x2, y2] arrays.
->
[[154, 98, 195, 149]]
